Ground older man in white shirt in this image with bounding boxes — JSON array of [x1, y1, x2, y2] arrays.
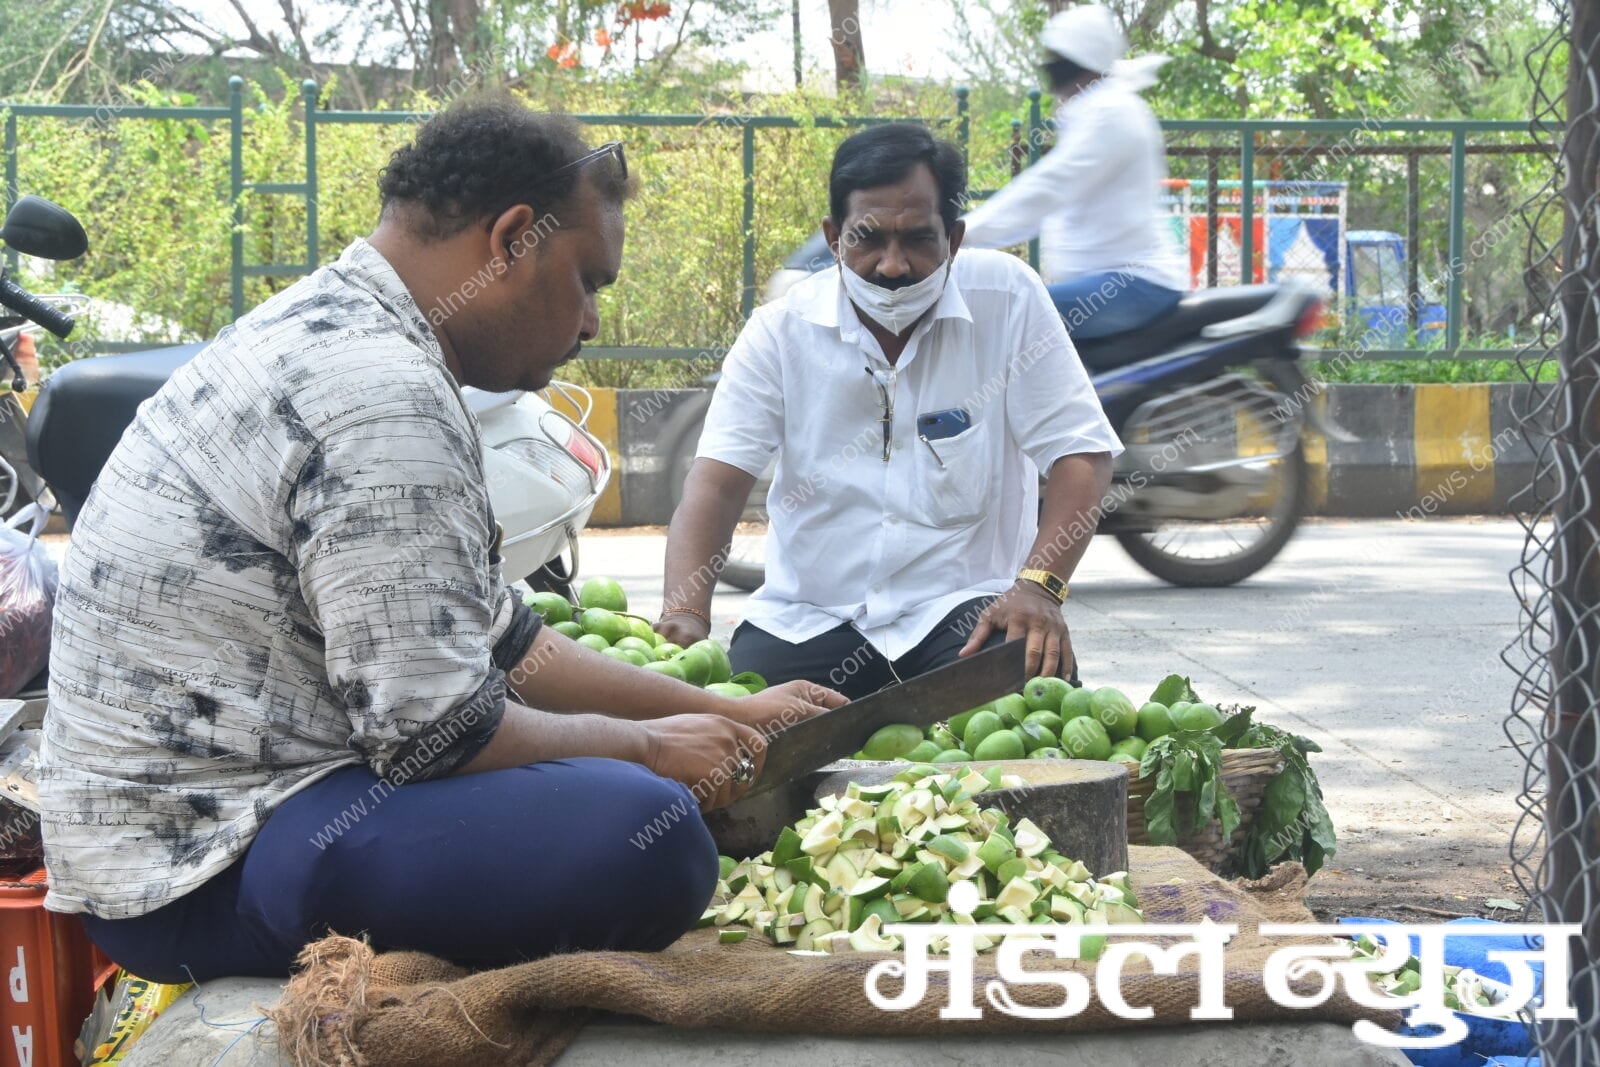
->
[[655, 122, 1121, 699], [962, 4, 1189, 339]]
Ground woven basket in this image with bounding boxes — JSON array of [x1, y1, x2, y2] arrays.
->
[[1125, 747, 1285, 875]]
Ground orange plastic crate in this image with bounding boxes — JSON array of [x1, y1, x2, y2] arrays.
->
[[0, 868, 114, 1067]]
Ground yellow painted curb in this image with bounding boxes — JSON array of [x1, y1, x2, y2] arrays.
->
[[550, 386, 622, 526], [1413, 384, 1494, 513], [1236, 399, 1328, 513], [1306, 388, 1332, 513]]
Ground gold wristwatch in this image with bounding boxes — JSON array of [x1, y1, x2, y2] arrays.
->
[[1017, 568, 1068, 603]]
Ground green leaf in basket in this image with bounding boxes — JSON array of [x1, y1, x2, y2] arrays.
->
[[1216, 786, 1242, 843], [1233, 725, 1267, 750], [1262, 765, 1307, 834], [1214, 706, 1258, 747], [1149, 674, 1199, 708], [1144, 765, 1178, 846], [1172, 749, 1196, 793], [1138, 730, 1233, 849], [1302, 788, 1337, 877], [1195, 774, 1218, 836], [1137, 744, 1163, 781]]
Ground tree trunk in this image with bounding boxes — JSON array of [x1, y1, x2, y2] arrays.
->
[[1046, 0, 1072, 13], [449, 0, 486, 78], [792, 0, 803, 87], [423, 0, 483, 93], [425, 0, 458, 91], [826, 0, 863, 90]]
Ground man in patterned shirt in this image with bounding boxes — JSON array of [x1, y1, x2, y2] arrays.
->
[[37, 94, 843, 983]]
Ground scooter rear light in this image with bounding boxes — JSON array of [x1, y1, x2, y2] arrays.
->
[[1294, 299, 1326, 338], [562, 424, 605, 480]]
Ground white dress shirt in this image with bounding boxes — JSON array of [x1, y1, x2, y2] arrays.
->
[[961, 80, 1189, 291], [696, 249, 1123, 661]]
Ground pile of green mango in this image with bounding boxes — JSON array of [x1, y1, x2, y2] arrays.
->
[[523, 578, 766, 697], [850, 674, 1226, 766]]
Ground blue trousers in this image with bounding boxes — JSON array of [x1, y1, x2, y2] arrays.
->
[[1048, 272, 1184, 339], [79, 758, 719, 982]]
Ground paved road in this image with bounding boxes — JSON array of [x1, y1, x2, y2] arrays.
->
[[583, 516, 1534, 917]]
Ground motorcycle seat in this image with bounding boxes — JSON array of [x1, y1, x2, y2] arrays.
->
[[25, 343, 204, 525], [1073, 285, 1280, 373]]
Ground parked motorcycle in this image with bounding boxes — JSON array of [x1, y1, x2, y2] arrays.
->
[[0, 195, 611, 697], [665, 234, 1347, 590]]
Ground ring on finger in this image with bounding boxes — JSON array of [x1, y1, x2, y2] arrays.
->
[[732, 756, 755, 783]]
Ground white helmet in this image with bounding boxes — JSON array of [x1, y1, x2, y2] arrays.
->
[[1040, 4, 1127, 74], [1040, 4, 1169, 90]]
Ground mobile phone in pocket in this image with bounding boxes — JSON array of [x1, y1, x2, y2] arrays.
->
[[916, 408, 972, 441]]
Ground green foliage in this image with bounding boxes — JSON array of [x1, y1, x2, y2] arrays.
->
[[6, 82, 235, 367], [1138, 728, 1241, 849], [946, 0, 1544, 123], [1313, 357, 1558, 384], [1136, 677, 1334, 878], [1149, 673, 1200, 707], [1234, 717, 1337, 878], [5, 73, 972, 388], [0, 0, 787, 107], [0, 0, 1556, 386]]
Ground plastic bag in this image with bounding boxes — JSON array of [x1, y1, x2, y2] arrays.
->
[[77, 969, 193, 1066], [0, 503, 56, 698]]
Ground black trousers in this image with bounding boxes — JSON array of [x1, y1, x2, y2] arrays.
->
[[729, 596, 1011, 701]]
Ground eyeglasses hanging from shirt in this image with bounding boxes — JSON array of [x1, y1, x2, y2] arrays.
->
[[864, 365, 895, 463]]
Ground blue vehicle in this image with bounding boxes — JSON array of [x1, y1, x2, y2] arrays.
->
[[1345, 230, 1447, 348], [1159, 183, 1446, 349]]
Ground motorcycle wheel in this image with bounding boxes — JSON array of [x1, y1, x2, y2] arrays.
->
[[1113, 442, 1308, 587], [663, 390, 770, 593], [717, 548, 767, 593], [0, 393, 37, 521]]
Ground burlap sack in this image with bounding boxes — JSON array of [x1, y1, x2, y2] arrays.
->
[[269, 847, 1399, 1067]]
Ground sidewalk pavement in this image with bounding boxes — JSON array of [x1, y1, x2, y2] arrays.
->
[[122, 978, 1412, 1066]]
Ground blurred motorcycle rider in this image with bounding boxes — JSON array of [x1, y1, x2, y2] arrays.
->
[[962, 4, 1189, 338]]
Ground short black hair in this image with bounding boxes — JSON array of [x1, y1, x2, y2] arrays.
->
[[828, 123, 967, 236], [378, 93, 630, 239], [1043, 53, 1095, 93]]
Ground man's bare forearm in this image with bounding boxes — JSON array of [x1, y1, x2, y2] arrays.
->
[[506, 626, 728, 719], [1027, 452, 1114, 581], [456, 702, 653, 776], [662, 458, 755, 615]]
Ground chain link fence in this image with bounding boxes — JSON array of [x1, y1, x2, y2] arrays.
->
[[1503, 0, 1600, 1063], [1154, 124, 1547, 357]]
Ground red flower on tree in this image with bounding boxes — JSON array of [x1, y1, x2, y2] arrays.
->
[[618, 1, 671, 20], [546, 41, 580, 68]]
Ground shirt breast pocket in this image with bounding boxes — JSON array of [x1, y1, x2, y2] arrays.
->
[[911, 419, 991, 528]]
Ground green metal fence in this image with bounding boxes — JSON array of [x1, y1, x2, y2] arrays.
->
[[1, 78, 1535, 361]]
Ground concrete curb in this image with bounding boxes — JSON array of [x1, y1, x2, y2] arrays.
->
[[581, 382, 1553, 527]]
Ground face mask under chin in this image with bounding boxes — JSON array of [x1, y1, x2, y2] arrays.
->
[[838, 256, 951, 336]]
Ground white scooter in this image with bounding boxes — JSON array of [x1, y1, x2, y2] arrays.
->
[[0, 195, 611, 699]]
